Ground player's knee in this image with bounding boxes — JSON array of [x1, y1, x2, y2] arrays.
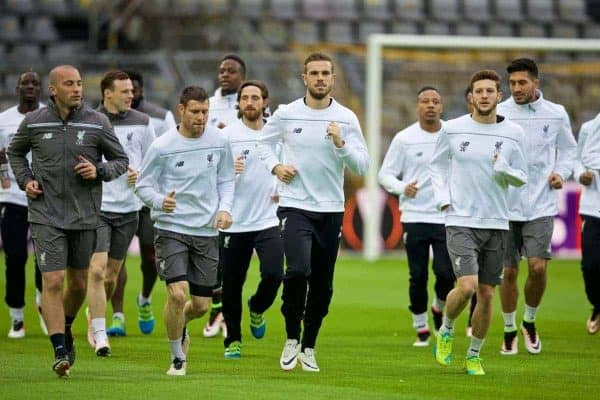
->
[[502, 267, 518, 284], [43, 272, 65, 292], [88, 264, 105, 282], [476, 286, 494, 303], [167, 285, 187, 307], [528, 259, 547, 279], [69, 276, 88, 296]]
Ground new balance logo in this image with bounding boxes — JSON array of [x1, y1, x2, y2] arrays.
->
[[207, 153, 214, 167], [543, 124, 549, 134], [459, 141, 470, 152], [293, 128, 302, 134], [241, 149, 250, 160], [42, 132, 53, 140], [494, 141, 503, 156], [127, 132, 133, 142], [415, 152, 423, 157], [175, 161, 185, 168]]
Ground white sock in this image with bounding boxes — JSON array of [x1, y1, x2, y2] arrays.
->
[[138, 294, 151, 305], [439, 315, 455, 335], [412, 312, 429, 332], [113, 312, 125, 322], [503, 311, 517, 332], [9, 307, 24, 322], [169, 337, 186, 361], [524, 304, 537, 323], [92, 317, 108, 342], [467, 336, 485, 358], [432, 297, 445, 312], [35, 289, 42, 307]]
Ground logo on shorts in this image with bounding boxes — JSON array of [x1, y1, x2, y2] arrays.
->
[[293, 128, 302, 134], [76, 130, 86, 145], [40, 252, 46, 266], [42, 132, 53, 140], [280, 217, 287, 231], [175, 160, 185, 168], [459, 141, 470, 152], [158, 260, 166, 271], [223, 236, 230, 248], [207, 153, 214, 167], [454, 256, 461, 271]]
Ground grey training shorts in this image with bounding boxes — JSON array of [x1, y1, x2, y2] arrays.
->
[[504, 216, 553, 268], [31, 223, 96, 272], [446, 226, 508, 286], [154, 229, 219, 297], [95, 211, 139, 260]]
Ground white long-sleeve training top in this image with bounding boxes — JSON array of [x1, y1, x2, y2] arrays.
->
[[429, 114, 528, 230], [257, 98, 370, 213], [99, 107, 156, 213], [208, 88, 239, 128], [221, 119, 279, 233], [574, 114, 600, 219], [378, 121, 445, 224], [135, 126, 235, 237], [497, 91, 577, 221]]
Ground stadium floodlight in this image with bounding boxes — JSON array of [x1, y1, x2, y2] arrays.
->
[[364, 34, 600, 261]]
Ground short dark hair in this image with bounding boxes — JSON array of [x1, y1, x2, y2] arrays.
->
[[417, 86, 439, 98], [100, 70, 130, 95], [303, 52, 334, 73], [236, 80, 269, 118], [469, 69, 501, 91], [221, 54, 246, 76], [123, 70, 143, 86], [506, 58, 539, 79], [179, 86, 208, 107]]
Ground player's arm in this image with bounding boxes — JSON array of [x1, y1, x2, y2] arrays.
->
[[7, 118, 35, 190], [428, 128, 451, 210], [216, 140, 235, 216], [493, 138, 527, 188], [553, 110, 577, 181], [96, 122, 129, 182], [135, 143, 167, 211], [256, 109, 286, 174], [378, 134, 411, 196], [331, 116, 369, 176]]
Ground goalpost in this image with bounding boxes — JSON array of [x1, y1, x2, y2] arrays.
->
[[363, 35, 600, 261]]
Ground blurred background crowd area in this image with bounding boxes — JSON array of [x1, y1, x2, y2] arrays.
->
[[2, 0, 600, 146]]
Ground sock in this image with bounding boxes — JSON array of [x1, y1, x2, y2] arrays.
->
[[138, 293, 151, 305], [439, 315, 455, 335], [211, 302, 222, 310], [113, 312, 125, 322], [412, 312, 429, 332], [467, 336, 485, 358], [523, 304, 537, 323], [35, 289, 42, 307], [9, 307, 24, 322], [169, 337, 186, 361], [432, 297, 445, 313], [92, 317, 108, 342], [503, 311, 517, 332], [65, 314, 75, 336], [50, 333, 67, 357]]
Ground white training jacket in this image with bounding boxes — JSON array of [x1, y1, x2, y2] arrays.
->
[[208, 88, 239, 128], [0, 104, 43, 207], [99, 107, 156, 213], [257, 98, 370, 213], [221, 119, 279, 233], [135, 126, 235, 237], [429, 114, 528, 230], [574, 114, 600, 219], [378, 121, 445, 224], [497, 91, 577, 221]]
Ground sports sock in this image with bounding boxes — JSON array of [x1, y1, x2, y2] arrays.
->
[[412, 312, 429, 332], [523, 304, 537, 323], [169, 337, 186, 361], [432, 297, 445, 313], [9, 307, 24, 322], [503, 311, 517, 331], [50, 333, 67, 357], [467, 336, 485, 358], [92, 317, 108, 343], [439, 315, 455, 335], [138, 293, 151, 305]]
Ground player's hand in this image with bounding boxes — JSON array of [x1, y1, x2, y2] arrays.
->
[[74, 155, 97, 180], [579, 171, 594, 186], [163, 190, 176, 213], [327, 122, 344, 148], [548, 173, 563, 189], [213, 210, 232, 230], [404, 180, 418, 198], [25, 180, 43, 199], [1, 177, 10, 189], [127, 167, 138, 186], [234, 156, 245, 174], [273, 164, 297, 183]]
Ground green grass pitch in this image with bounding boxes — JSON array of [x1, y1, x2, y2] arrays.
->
[[0, 254, 598, 400]]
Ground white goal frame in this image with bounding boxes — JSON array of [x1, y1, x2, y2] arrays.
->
[[364, 35, 600, 261]]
